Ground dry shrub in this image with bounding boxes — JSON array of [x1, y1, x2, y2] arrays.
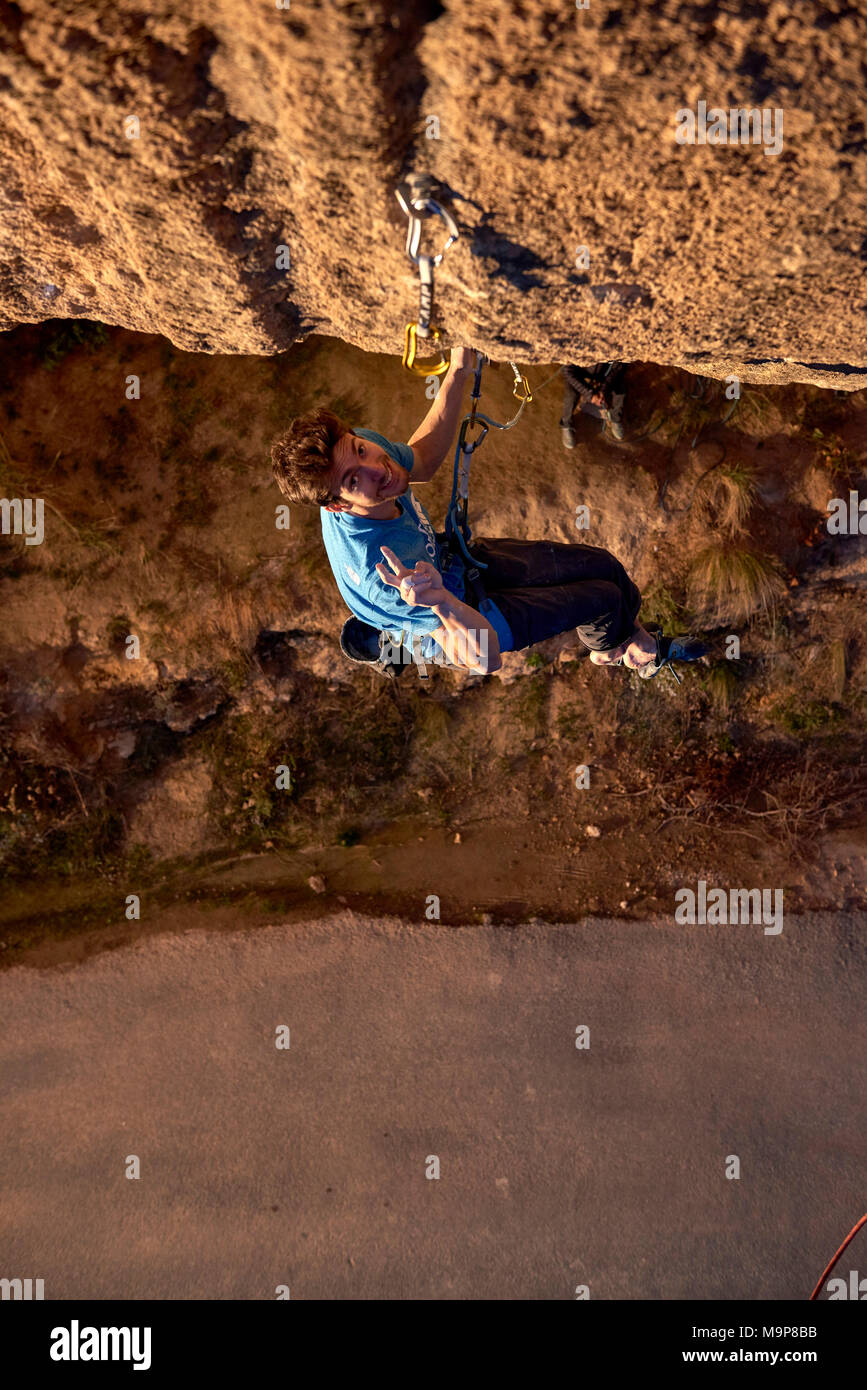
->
[[697, 463, 758, 536], [687, 545, 785, 625], [208, 591, 261, 651], [194, 591, 266, 678]]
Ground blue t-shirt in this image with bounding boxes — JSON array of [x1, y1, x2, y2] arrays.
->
[[320, 428, 513, 661]]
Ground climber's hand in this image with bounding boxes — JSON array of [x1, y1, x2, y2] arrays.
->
[[376, 546, 448, 607], [449, 346, 477, 375]]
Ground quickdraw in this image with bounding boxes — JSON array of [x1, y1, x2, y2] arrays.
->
[[394, 173, 458, 377]]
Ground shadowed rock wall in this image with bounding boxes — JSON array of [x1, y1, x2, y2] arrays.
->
[[1, 0, 865, 387]]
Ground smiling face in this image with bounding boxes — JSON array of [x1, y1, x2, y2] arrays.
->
[[323, 432, 410, 518]]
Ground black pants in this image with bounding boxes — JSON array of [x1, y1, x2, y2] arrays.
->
[[465, 536, 642, 653], [561, 380, 604, 423], [560, 363, 626, 425]]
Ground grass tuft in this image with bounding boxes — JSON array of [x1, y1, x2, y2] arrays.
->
[[810, 430, 859, 488], [39, 320, 109, 372], [698, 462, 758, 536], [770, 697, 843, 738], [704, 661, 740, 712], [687, 545, 785, 626], [640, 585, 689, 636]]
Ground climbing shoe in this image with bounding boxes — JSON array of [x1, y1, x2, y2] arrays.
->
[[340, 617, 401, 677], [561, 423, 576, 449], [638, 627, 707, 684]]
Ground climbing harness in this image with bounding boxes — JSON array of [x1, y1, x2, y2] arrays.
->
[[394, 173, 458, 377], [562, 361, 625, 439]]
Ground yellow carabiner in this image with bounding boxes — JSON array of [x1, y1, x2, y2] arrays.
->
[[512, 370, 533, 404], [403, 323, 450, 376]]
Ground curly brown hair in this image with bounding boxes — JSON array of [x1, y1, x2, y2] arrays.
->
[[270, 407, 353, 506]]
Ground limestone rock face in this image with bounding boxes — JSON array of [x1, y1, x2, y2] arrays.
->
[[1, 0, 865, 388]]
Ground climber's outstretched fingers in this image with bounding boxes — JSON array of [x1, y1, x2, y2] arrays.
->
[[376, 545, 441, 606]]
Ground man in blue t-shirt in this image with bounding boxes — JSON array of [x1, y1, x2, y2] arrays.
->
[[270, 347, 661, 677]]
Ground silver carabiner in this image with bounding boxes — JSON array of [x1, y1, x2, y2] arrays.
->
[[395, 175, 459, 268]]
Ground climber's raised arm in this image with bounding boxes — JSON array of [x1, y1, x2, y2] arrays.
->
[[407, 346, 476, 481]]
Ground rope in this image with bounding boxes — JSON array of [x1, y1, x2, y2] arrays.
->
[[442, 353, 538, 574], [441, 361, 597, 563], [533, 366, 566, 395], [809, 1212, 867, 1300]]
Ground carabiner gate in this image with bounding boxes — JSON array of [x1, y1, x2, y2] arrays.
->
[[403, 322, 450, 377]]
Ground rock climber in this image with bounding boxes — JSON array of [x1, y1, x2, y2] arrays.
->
[[560, 361, 628, 446], [270, 348, 702, 678]]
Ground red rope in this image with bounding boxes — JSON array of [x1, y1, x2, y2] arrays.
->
[[809, 1212, 867, 1300]]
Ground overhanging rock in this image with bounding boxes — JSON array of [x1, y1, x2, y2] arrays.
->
[[1, 0, 865, 389]]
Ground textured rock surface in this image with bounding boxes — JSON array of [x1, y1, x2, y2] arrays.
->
[[1, 0, 866, 386]]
